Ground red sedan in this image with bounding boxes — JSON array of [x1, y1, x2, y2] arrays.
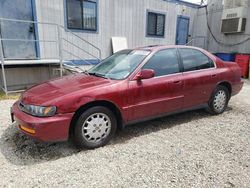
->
[[11, 45, 243, 149]]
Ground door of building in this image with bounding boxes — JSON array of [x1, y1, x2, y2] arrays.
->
[[0, 0, 37, 59], [176, 16, 190, 45]]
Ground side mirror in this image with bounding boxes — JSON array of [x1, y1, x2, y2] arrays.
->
[[135, 69, 155, 80]]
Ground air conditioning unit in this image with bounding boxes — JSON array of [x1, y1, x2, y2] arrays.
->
[[221, 7, 247, 34]]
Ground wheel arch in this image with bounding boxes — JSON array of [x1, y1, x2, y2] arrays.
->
[[69, 100, 124, 139], [217, 81, 232, 96]]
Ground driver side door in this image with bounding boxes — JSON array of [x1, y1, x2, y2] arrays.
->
[[127, 48, 184, 122]]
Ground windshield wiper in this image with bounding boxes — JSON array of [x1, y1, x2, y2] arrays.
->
[[89, 72, 108, 79], [82, 70, 89, 75]]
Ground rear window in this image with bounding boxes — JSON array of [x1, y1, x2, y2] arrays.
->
[[179, 48, 215, 72]]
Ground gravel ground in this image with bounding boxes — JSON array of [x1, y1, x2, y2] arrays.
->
[[0, 81, 249, 187]]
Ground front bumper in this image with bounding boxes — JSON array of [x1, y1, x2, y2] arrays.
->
[[11, 101, 74, 142]]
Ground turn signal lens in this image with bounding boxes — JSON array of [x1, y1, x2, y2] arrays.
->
[[20, 125, 36, 134], [44, 107, 54, 116]]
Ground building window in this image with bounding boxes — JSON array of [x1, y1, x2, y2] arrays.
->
[[147, 12, 165, 37], [66, 0, 97, 31]]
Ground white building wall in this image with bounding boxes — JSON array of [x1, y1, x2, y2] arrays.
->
[[34, 0, 198, 60]]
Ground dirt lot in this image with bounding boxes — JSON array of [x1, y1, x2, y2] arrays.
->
[[0, 81, 249, 187]]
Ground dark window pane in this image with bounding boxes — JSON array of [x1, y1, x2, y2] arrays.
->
[[179, 48, 214, 72], [147, 13, 157, 35], [156, 15, 165, 36], [147, 12, 165, 37], [143, 49, 180, 77], [83, 1, 97, 30], [67, 0, 82, 29]]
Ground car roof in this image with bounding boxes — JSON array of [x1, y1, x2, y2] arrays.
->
[[136, 45, 202, 51], [133, 45, 217, 62]]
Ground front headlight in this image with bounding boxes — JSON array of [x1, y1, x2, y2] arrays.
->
[[20, 103, 57, 117]]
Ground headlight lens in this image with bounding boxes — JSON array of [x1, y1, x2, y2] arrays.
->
[[20, 103, 57, 117]]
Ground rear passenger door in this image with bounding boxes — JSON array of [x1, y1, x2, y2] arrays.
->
[[178, 48, 218, 108], [128, 49, 184, 121]]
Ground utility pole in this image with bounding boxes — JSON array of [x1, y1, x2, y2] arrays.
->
[[200, 0, 207, 5]]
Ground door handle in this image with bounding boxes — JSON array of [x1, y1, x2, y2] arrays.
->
[[211, 74, 217, 78], [173, 80, 181, 84], [29, 23, 34, 33]]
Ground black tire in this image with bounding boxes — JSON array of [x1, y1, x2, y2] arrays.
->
[[72, 106, 117, 149], [207, 85, 230, 115]]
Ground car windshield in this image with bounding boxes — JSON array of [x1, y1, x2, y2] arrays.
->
[[88, 49, 150, 80]]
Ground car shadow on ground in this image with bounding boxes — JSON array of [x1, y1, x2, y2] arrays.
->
[[0, 107, 232, 166]]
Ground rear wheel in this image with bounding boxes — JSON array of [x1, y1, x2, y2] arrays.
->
[[72, 106, 117, 149], [207, 85, 230, 115]]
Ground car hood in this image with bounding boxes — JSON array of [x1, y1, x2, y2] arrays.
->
[[21, 74, 114, 105]]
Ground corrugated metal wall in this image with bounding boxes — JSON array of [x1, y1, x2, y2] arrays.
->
[[224, 0, 250, 9], [193, 0, 250, 53], [35, 0, 198, 59]]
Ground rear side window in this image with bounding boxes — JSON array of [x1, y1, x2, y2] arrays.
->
[[179, 48, 215, 72], [142, 49, 180, 77]]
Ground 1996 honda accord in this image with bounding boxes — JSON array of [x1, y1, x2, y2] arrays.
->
[[11, 45, 243, 149]]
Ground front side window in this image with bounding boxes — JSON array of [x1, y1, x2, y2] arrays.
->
[[66, 0, 97, 31], [142, 49, 180, 77], [179, 48, 215, 72], [147, 12, 165, 37], [88, 50, 150, 80]]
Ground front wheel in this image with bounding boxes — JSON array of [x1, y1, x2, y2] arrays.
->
[[207, 85, 230, 115], [72, 106, 117, 149]]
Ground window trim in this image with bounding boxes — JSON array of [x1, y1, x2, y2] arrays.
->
[[129, 48, 217, 81], [146, 10, 166, 38], [141, 48, 182, 78], [65, 0, 98, 32], [177, 48, 217, 73]]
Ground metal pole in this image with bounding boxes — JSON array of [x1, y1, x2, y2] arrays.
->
[[57, 25, 63, 77], [99, 50, 102, 60], [204, 37, 207, 50], [0, 38, 8, 95]]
